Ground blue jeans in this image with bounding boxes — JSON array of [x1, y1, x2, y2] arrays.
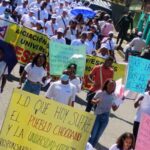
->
[[89, 112, 109, 147], [22, 80, 41, 95]]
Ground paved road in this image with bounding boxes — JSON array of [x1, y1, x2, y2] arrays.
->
[[0, 52, 138, 150]]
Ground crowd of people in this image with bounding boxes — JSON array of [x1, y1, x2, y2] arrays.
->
[[0, 0, 150, 149]]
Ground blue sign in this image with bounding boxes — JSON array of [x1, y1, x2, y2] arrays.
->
[[126, 56, 150, 93]]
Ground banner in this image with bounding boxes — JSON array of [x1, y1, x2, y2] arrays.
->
[[49, 41, 86, 77], [135, 113, 150, 150], [0, 18, 49, 65], [0, 89, 95, 150], [126, 56, 150, 93], [83, 55, 126, 90]]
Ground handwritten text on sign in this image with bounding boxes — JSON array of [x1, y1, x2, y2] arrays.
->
[[135, 113, 150, 150], [49, 41, 86, 77], [0, 89, 95, 150], [126, 56, 150, 93]]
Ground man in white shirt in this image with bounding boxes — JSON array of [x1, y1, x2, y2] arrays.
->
[[35, 1, 48, 22], [21, 9, 37, 28], [56, 9, 69, 29], [14, 0, 28, 22], [0, 0, 11, 15], [45, 70, 76, 107], [45, 14, 58, 37], [86, 31, 95, 55], [0, 8, 14, 22], [29, 0, 41, 10], [55, 1, 64, 16], [125, 32, 146, 61], [50, 28, 66, 44], [71, 32, 87, 46]]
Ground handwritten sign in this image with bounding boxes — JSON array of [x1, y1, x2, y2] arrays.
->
[[0, 89, 95, 150], [126, 56, 150, 93], [49, 41, 86, 77], [135, 113, 150, 150]]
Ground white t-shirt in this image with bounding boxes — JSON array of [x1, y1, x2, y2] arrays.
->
[[65, 28, 77, 41], [101, 38, 116, 51], [56, 15, 69, 29], [45, 21, 58, 37], [70, 77, 81, 93], [35, 9, 48, 21], [86, 39, 95, 54], [21, 14, 37, 28], [55, 7, 64, 16], [15, 5, 28, 15], [29, 1, 41, 10], [0, 5, 7, 15], [50, 35, 66, 44], [134, 92, 150, 122], [45, 80, 76, 105], [0, 15, 14, 22], [24, 63, 47, 84], [109, 144, 120, 150], [32, 27, 45, 33]]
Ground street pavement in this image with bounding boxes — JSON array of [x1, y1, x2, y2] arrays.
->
[[0, 51, 138, 150]]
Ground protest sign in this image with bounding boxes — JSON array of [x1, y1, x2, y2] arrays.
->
[[135, 113, 150, 150], [0, 19, 49, 65], [126, 56, 150, 93], [83, 55, 126, 90], [49, 41, 86, 76], [0, 89, 95, 150]]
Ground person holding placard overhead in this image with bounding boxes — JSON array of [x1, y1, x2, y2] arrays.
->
[[133, 80, 150, 141], [85, 56, 114, 112]]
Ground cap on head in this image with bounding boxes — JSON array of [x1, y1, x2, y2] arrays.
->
[[57, 28, 64, 33], [29, 8, 35, 13], [108, 31, 114, 35], [36, 20, 44, 27], [51, 14, 57, 19], [138, 31, 142, 37]]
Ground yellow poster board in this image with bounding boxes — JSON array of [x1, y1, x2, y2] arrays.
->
[[0, 89, 95, 150]]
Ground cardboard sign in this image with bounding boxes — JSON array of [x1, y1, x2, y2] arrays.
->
[[49, 41, 86, 77], [0, 89, 95, 150], [126, 56, 150, 93], [135, 113, 150, 150]]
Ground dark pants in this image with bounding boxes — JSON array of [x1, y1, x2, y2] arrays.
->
[[85, 91, 96, 112], [133, 121, 140, 141], [65, 38, 71, 45], [89, 112, 109, 147]]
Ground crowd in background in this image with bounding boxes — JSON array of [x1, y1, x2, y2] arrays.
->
[[0, 0, 150, 150]]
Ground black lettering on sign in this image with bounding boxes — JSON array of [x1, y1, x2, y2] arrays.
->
[[34, 99, 50, 115], [13, 126, 24, 139], [6, 124, 13, 136], [53, 106, 70, 123], [10, 110, 20, 122], [17, 94, 31, 107]]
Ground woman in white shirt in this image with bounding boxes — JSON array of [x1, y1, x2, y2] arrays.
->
[[67, 63, 81, 93], [109, 132, 135, 150], [18, 53, 47, 95], [32, 20, 45, 33]]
